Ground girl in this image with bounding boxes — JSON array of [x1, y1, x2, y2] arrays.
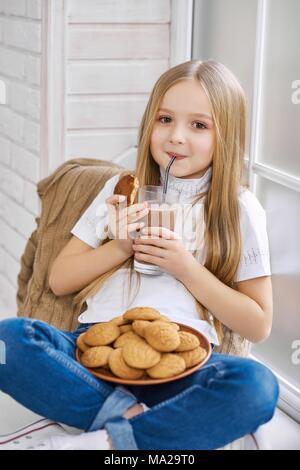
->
[[0, 60, 279, 450]]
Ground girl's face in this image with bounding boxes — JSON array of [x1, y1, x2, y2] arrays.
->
[[150, 79, 215, 179]]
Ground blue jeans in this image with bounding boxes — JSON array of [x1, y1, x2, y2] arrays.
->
[[0, 318, 279, 450]]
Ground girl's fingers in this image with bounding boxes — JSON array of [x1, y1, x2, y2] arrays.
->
[[118, 218, 145, 231], [115, 221, 145, 240], [128, 222, 145, 234], [134, 235, 169, 248], [118, 203, 148, 221], [119, 208, 149, 225], [105, 196, 148, 237], [105, 196, 147, 218], [105, 195, 126, 206], [140, 226, 181, 240]]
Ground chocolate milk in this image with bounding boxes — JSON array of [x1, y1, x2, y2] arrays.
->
[[137, 204, 177, 267]]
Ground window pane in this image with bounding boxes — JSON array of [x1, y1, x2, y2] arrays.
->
[[251, 176, 300, 390], [259, 0, 300, 176]]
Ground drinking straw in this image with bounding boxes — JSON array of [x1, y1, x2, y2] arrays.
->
[[162, 155, 177, 202]]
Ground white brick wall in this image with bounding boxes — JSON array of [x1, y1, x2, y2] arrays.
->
[[0, 0, 42, 311], [0, 0, 171, 313]]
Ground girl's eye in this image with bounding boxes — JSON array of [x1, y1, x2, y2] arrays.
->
[[193, 122, 207, 130], [158, 116, 207, 129], [158, 116, 171, 124]]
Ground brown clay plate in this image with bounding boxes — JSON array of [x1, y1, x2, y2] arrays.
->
[[75, 323, 212, 385]]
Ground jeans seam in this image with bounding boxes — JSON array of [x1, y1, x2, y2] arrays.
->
[[48, 346, 110, 394], [200, 362, 225, 374], [24, 319, 36, 341], [207, 370, 226, 387], [23, 320, 111, 397]]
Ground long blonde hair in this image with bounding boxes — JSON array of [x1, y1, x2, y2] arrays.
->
[[73, 59, 248, 345]]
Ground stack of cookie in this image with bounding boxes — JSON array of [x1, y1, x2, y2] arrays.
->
[[76, 307, 207, 380]]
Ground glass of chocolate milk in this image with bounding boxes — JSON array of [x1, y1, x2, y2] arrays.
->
[[133, 185, 178, 275]]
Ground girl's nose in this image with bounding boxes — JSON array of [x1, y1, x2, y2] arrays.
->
[[168, 126, 186, 145]]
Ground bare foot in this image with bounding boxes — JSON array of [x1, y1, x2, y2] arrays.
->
[[123, 403, 144, 419], [106, 404, 143, 449]]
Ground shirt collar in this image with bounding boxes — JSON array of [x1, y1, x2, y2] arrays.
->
[[159, 165, 212, 199]]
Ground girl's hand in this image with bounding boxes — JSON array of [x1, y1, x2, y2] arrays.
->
[[132, 226, 195, 280], [105, 195, 149, 256]]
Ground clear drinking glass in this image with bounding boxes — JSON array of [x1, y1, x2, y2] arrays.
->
[[133, 185, 179, 275]]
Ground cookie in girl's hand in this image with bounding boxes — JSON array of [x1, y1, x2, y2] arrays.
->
[[113, 174, 139, 206]]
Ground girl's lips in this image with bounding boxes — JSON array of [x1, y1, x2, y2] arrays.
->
[[167, 152, 188, 160]]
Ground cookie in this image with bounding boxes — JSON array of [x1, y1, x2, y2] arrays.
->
[[76, 332, 90, 352], [109, 315, 131, 327], [159, 315, 172, 322], [78, 312, 207, 382], [123, 307, 162, 322], [151, 320, 180, 331], [144, 322, 181, 352], [177, 346, 207, 368], [113, 174, 139, 206], [84, 322, 120, 346], [122, 338, 161, 369], [132, 320, 152, 338], [175, 331, 200, 352], [119, 324, 132, 333], [146, 353, 186, 379], [108, 348, 145, 380], [113, 330, 144, 348], [81, 346, 113, 368]]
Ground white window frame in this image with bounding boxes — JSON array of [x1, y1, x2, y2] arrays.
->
[[170, 0, 194, 67], [40, 0, 67, 178]]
